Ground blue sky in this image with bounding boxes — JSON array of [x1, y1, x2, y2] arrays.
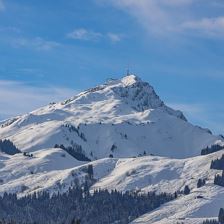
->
[[0, 0, 224, 134]]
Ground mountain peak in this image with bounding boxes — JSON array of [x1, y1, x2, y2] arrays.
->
[[59, 74, 187, 122], [121, 74, 141, 86]]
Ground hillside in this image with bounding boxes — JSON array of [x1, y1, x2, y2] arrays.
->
[[0, 75, 222, 159], [0, 147, 224, 223]]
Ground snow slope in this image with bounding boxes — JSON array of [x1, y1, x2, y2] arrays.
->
[[91, 150, 223, 194], [131, 185, 224, 224], [0, 147, 119, 197], [0, 75, 222, 159], [93, 150, 224, 223], [1, 147, 224, 223], [0, 148, 84, 196]]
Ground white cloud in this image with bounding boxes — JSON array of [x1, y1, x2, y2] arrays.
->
[[67, 28, 122, 42], [11, 37, 60, 51], [67, 28, 102, 41], [98, 0, 187, 35], [159, 0, 193, 6], [182, 17, 224, 37], [99, 0, 224, 38], [107, 33, 122, 42], [0, 80, 76, 119]]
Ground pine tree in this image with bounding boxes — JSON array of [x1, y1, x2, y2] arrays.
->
[[87, 165, 93, 179], [197, 179, 206, 188], [0, 139, 20, 155], [214, 171, 224, 187], [174, 191, 178, 199], [71, 219, 81, 224], [219, 208, 224, 224], [184, 185, 190, 195], [111, 144, 117, 152]]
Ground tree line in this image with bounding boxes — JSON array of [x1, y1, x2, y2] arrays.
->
[[0, 185, 174, 224]]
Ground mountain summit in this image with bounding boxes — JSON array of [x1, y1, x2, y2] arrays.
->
[[0, 75, 222, 159], [61, 74, 186, 122], [121, 74, 141, 85]]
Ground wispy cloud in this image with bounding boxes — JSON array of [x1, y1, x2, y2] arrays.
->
[[67, 28, 123, 42], [0, 26, 60, 51], [98, 0, 224, 39], [0, 80, 76, 119], [107, 33, 123, 42], [98, 0, 188, 35], [67, 28, 102, 41], [11, 37, 60, 51], [182, 17, 224, 37], [0, 0, 5, 11]]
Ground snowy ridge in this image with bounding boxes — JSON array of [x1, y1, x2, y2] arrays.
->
[[64, 74, 186, 120], [0, 75, 221, 159]]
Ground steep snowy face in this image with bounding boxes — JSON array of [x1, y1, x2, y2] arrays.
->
[[113, 75, 164, 111], [115, 75, 186, 120], [61, 74, 186, 122], [0, 74, 221, 159]]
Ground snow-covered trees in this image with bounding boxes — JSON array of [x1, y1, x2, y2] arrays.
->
[[0, 186, 174, 224], [219, 208, 224, 224], [71, 219, 81, 224], [0, 220, 17, 224], [201, 144, 224, 155], [63, 124, 87, 142], [201, 208, 224, 224], [202, 220, 219, 224], [87, 165, 93, 179], [214, 171, 224, 187], [54, 144, 90, 161], [197, 178, 206, 188], [211, 155, 224, 170], [210, 154, 224, 187], [0, 139, 20, 155]]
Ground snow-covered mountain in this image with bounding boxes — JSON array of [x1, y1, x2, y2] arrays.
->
[[0, 75, 222, 159], [1, 74, 224, 223]]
